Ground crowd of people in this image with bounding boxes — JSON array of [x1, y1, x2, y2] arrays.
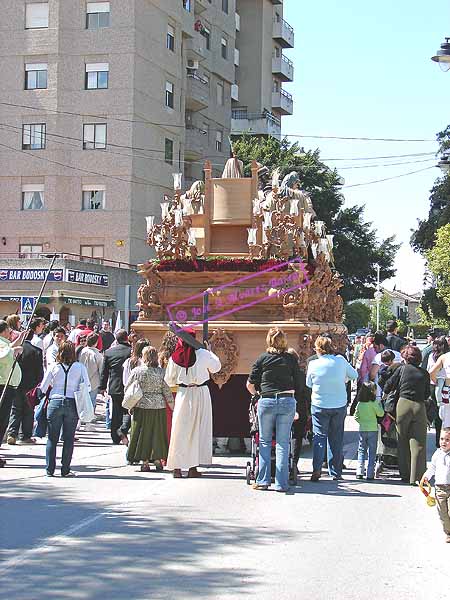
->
[[0, 316, 449, 542]]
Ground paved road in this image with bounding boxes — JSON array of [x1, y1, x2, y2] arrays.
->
[[0, 416, 447, 600]]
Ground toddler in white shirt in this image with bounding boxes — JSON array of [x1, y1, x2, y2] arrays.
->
[[421, 427, 450, 543]]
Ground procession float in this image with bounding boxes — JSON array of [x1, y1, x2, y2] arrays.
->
[[133, 158, 347, 438]]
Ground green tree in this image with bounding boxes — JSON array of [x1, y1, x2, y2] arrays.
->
[[427, 223, 450, 316], [369, 292, 396, 330], [343, 301, 371, 333], [232, 134, 399, 301]]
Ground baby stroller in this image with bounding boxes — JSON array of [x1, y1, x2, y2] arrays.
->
[[245, 394, 298, 486], [374, 413, 399, 477]]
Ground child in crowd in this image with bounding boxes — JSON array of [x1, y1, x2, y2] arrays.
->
[[421, 427, 450, 543], [354, 381, 384, 480]]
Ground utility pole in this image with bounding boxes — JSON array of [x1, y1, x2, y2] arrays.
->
[[374, 264, 382, 331]]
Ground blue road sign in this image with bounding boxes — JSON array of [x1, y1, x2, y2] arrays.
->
[[21, 296, 36, 315]]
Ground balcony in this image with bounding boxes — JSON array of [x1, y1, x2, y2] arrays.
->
[[272, 55, 294, 81], [186, 73, 209, 111], [272, 89, 293, 115], [194, 0, 209, 13], [185, 125, 208, 160], [185, 36, 207, 62], [273, 18, 294, 48], [231, 83, 239, 101], [231, 109, 281, 139], [235, 12, 240, 31]]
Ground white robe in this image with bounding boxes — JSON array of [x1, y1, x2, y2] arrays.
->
[[164, 348, 221, 470]]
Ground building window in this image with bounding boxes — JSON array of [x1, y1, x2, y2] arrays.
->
[[222, 0, 229, 14], [25, 63, 47, 89], [167, 25, 175, 52], [22, 123, 46, 149], [165, 138, 174, 164], [86, 2, 110, 29], [22, 185, 44, 210], [85, 63, 109, 89], [82, 187, 105, 210], [80, 245, 104, 263], [216, 81, 224, 105], [83, 123, 107, 149], [165, 81, 174, 109], [201, 27, 210, 51], [221, 37, 228, 60], [216, 131, 223, 152], [19, 244, 43, 258], [25, 3, 49, 29]]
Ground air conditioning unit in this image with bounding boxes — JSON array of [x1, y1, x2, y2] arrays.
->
[[187, 59, 199, 70]]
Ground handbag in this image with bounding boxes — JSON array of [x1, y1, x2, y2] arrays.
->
[[122, 379, 143, 410], [74, 382, 95, 423]]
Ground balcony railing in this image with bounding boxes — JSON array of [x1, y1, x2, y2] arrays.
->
[[0, 252, 137, 270], [273, 17, 294, 48], [186, 72, 209, 111], [272, 54, 294, 81], [231, 110, 282, 137], [272, 88, 293, 115]]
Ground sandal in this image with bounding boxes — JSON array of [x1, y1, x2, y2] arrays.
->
[[173, 469, 182, 478], [140, 463, 151, 472], [252, 483, 269, 490], [0, 458, 6, 468], [154, 460, 163, 472]]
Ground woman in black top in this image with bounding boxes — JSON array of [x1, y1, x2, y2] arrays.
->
[[384, 345, 430, 484], [247, 327, 305, 492]]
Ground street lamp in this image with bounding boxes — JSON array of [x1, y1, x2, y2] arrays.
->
[[431, 37, 450, 72], [374, 263, 382, 331]]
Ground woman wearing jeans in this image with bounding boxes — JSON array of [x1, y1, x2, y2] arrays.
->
[[247, 327, 305, 492], [306, 336, 357, 481], [40, 341, 90, 477]]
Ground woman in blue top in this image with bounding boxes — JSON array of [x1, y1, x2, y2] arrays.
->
[[306, 336, 357, 481]]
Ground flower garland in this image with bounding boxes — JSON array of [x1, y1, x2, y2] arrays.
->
[[152, 257, 315, 276]]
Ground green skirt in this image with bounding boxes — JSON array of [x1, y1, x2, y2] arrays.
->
[[127, 407, 168, 463]]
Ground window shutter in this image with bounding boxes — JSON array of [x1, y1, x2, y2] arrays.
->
[[25, 3, 49, 28], [85, 63, 109, 72], [25, 63, 47, 71], [87, 2, 110, 13]]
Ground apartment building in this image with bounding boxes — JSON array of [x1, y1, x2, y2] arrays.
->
[[232, 0, 294, 138], [0, 1, 293, 322]]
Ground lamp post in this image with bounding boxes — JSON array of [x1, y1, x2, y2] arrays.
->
[[431, 37, 450, 71], [374, 263, 382, 331]]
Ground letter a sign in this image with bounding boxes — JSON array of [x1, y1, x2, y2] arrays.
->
[[21, 296, 36, 315]]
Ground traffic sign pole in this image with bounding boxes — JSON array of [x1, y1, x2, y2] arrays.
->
[[0, 253, 58, 409]]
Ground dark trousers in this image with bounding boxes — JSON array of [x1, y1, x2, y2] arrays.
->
[[46, 397, 78, 476], [0, 385, 15, 447], [7, 389, 34, 440], [111, 393, 131, 444]]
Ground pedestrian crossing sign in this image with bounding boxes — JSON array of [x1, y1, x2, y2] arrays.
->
[[21, 296, 36, 315]]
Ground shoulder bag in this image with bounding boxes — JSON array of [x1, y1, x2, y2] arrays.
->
[[122, 378, 143, 410]]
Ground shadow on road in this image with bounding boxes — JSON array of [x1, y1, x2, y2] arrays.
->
[[0, 478, 301, 598]]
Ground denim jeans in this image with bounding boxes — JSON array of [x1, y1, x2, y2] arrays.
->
[[256, 395, 296, 490], [89, 388, 98, 410], [105, 395, 111, 430], [311, 404, 347, 477], [46, 397, 78, 476], [356, 430, 378, 478]]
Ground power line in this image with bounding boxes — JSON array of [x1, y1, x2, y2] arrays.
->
[[338, 157, 436, 170], [342, 166, 436, 189], [0, 100, 438, 143], [0, 122, 440, 175], [322, 152, 436, 161], [0, 100, 186, 128], [285, 133, 436, 143]]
